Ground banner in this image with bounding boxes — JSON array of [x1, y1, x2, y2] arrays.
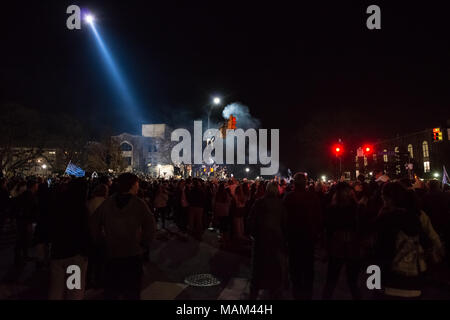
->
[[443, 165, 449, 187], [65, 161, 85, 177]]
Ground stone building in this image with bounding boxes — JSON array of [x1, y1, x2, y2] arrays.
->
[[355, 124, 450, 179], [112, 124, 174, 177]]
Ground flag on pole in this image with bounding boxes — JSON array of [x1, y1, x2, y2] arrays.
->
[[65, 161, 85, 177], [443, 165, 449, 187]]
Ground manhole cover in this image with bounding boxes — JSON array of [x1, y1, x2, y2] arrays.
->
[[184, 274, 221, 287]]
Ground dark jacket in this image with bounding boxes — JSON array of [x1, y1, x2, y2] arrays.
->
[[48, 190, 90, 259], [90, 194, 156, 259], [248, 196, 288, 289], [283, 189, 323, 246], [187, 187, 206, 208], [325, 203, 362, 259]]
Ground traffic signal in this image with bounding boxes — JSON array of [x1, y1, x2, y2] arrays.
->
[[363, 145, 373, 155], [333, 144, 343, 156], [433, 128, 443, 141], [227, 115, 237, 129]]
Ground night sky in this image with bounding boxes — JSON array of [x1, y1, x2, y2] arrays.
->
[[2, 1, 450, 176]]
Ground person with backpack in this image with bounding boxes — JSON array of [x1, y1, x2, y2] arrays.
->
[[373, 182, 443, 299]]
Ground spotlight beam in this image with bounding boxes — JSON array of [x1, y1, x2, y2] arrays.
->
[[86, 16, 142, 128]]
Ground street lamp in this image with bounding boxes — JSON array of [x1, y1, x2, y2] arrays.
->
[[433, 172, 440, 178], [208, 96, 222, 129], [321, 175, 326, 182]]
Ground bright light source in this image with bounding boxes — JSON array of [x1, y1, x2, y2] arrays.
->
[[157, 164, 162, 168], [213, 97, 221, 105], [321, 175, 326, 181], [369, 172, 373, 176], [42, 164, 47, 169], [245, 167, 250, 172], [433, 172, 440, 178], [85, 14, 95, 24]]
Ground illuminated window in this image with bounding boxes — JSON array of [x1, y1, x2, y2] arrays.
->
[[407, 144, 413, 158], [422, 141, 429, 158], [424, 161, 430, 173], [394, 146, 399, 153], [383, 149, 388, 163], [121, 142, 133, 151], [48, 151, 56, 155]]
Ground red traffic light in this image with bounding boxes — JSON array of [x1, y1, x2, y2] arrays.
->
[[362, 145, 374, 155], [333, 144, 343, 156]]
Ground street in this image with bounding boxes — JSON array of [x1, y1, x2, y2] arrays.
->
[[1, 221, 449, 300]]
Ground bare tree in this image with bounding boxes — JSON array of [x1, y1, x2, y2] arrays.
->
[[85, 138, 126, 173], [0, 104, 46, 176]]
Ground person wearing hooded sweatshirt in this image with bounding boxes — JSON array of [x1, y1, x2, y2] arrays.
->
[[90, 173, 156, 300]]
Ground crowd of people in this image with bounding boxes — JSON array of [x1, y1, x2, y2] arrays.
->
[[0, 170, 449, 300]]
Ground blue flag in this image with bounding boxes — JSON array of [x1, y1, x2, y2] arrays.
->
[[65, 161, 85, 177], [443, 166, 449, 187]]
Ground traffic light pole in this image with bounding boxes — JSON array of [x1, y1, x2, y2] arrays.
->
[[338, 156, 342, 179]]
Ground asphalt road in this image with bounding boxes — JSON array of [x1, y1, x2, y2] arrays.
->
[[1, 222, 449, 300]]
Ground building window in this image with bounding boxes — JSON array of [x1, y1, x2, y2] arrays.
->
[[424, 161, 430, 173], [407, 144, 413, 158], [422, 141, 429, 158], [148, 145, 158, 152], [48, 151, 56, 155], [383, 149, 388, 163], [121, 142, 133, 151], [124, 157, 132, 166], [394, 146, 399, 153]]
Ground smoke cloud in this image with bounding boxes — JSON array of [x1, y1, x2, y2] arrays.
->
[[222, 102, 261, 129]]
